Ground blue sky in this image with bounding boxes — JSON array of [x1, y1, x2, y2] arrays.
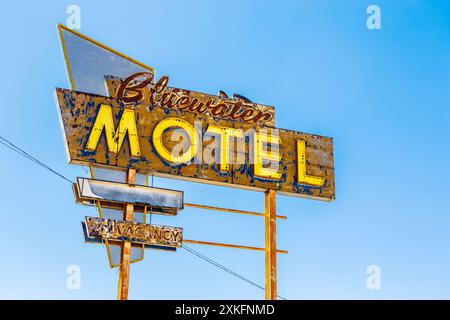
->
[[0, 0, 449, 299]]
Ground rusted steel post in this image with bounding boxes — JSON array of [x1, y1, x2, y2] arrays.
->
[[264, 190, 277, 300], [117, 168, 136, 300]]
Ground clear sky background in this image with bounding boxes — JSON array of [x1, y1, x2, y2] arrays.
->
[[0, 0, 449, 299]]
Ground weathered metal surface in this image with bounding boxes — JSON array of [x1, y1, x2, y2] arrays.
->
[[117, 168, 135, 300], [264, 190, 277, 300], [73, 183, 177, 215], [75, 177, 183, 211], [81, 221, 177, 252], [117, 239, 131, 300], [104, 74, 275, 127], [55, 87, 335, 200], [85, 216, 183, 248]]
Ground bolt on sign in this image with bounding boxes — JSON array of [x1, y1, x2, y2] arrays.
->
[[55, 76, 335, 200]]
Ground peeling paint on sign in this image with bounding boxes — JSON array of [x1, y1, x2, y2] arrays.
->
[[55, 86, 335, 201]]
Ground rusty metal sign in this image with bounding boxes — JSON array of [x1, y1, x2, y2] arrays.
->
[[72, 183, 177, 216], [81, 221, 177, 252], [83, 216, 183, 248], [55, 84, 335, 201], [75, 177, 183, 212]]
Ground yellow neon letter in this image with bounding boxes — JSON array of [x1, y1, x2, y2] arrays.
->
[[253, 131, 282, 179], [205, 125, 243, 171], [152, 117, 199, 164], [296, 140, 324, 186], [86, 105, 141, 157]]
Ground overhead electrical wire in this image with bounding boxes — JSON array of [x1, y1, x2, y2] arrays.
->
[[182, 245, 287, 300], [0, 134, 287, 300], [0, 135, 73, 184]]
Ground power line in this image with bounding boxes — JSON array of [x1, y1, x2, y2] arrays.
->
[[182, 245, 287, 300], [0, 135, 73, 184]]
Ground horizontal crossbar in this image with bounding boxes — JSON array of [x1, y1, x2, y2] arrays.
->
[[184, 203, 287, 220], [183, 239, 288, 254]]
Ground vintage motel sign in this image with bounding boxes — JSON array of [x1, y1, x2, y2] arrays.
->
[[56, 24, 335, 301], [55, 87, 335, 201], [81, 220, 177, 252]]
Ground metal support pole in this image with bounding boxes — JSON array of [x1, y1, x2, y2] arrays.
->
[[117, 168, 136, 300], [264, 190, 277, 300]]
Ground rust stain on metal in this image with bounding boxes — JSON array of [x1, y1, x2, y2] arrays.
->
[[55, 87, 335, 200], [85, 216, 183, 247], [265, 190, 277, 300], [117, 168, 135, 300], [105, 73, 275, 127]]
